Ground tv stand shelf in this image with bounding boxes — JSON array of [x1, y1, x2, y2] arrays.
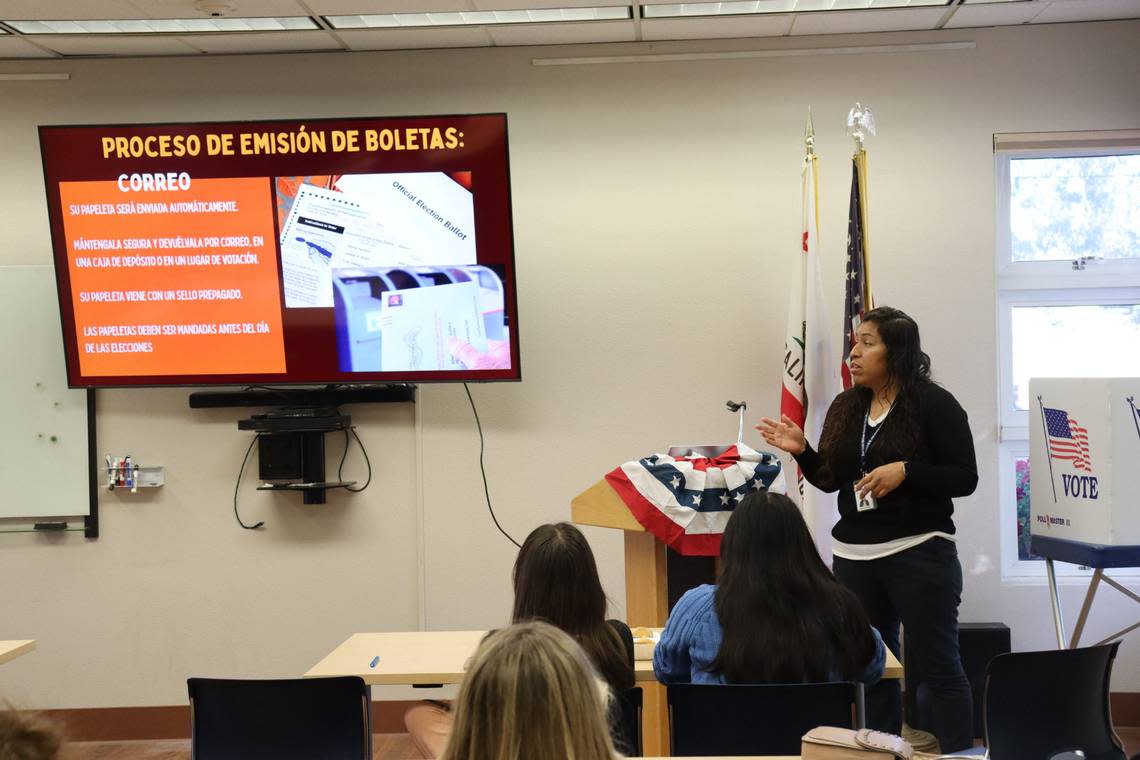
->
[[258, 481, 356, 492], [237, 410, 356, 505]]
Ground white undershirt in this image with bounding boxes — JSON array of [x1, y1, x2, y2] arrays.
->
[[833, 532, 956, 561]]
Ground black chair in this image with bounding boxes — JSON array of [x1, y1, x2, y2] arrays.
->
[[667, 681, 864, 756], [187, 676, 372, 760], [611, 686, 643, 756], [983, 642, 1125, 760]]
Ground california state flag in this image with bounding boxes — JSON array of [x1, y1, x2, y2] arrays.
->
[[780, 148, 839, 561]]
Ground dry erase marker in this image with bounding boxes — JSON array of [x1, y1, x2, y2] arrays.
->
[[369, 656, 380, 668]]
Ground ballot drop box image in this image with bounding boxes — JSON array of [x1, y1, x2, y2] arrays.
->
[[1029, 377, 1140, 546]]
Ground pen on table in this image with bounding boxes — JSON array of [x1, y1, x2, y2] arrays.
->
[[369, 656, 380, 668]]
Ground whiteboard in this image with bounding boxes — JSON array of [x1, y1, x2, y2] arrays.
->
[[0, 266, 91, 519]]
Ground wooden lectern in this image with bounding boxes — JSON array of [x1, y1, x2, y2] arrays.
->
[[571, 478, 671, 756]]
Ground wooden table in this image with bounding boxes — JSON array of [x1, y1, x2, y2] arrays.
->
[[307, 630, 900, 756], [0, 640, 36, 666]]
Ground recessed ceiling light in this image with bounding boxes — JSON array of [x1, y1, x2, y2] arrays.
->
[[5, 17, 318, 35], [326, 6, 631, 29], [642, 0, 949, 18]]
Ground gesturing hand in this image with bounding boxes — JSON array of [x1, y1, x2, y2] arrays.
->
[[855, 462, 906, 500], [755, 415, 808, 456]]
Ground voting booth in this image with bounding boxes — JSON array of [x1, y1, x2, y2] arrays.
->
[[1029, 377, 1140, 649]]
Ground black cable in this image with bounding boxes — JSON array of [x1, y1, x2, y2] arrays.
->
[[234, 433, 264, 530], [464, 383, 520, 548], [337, 426, 373, 493]]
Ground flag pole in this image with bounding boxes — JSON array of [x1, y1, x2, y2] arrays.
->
[[1128, 396, 1140, 447], [806, 108, 820, 237], [857, 148, 872, 308], [1038, 395, 1058, 503]]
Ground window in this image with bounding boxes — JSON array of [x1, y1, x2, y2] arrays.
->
[[995, 131, 1140, 576]]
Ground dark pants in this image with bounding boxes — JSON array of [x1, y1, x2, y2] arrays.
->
[[833, 537, 974, 753]]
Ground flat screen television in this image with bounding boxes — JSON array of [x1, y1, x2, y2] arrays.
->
[[38, 113, 519, 388]]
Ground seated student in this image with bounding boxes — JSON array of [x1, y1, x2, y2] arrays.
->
[[654, 491, 886, 685], [406, 523, 635, 758], [439, 621, 620, 760], [0, 706, 63, 760]]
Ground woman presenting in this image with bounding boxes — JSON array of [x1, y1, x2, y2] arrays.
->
[[758, 306, 977, 753]]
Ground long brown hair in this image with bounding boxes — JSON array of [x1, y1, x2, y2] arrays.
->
[[439, 622, 618, 760], [512, 523, 633, 690], [712, 492, 876, 683]]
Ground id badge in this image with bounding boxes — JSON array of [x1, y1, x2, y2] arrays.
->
[[856, 486, 878, 512]]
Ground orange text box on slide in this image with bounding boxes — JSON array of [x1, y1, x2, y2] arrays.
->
[[59, 177, 286, 377]]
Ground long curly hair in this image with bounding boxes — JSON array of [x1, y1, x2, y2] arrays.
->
[[819, 306, 933, 459]]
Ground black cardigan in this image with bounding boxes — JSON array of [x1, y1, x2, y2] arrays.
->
[[793, 382, 978, 545]]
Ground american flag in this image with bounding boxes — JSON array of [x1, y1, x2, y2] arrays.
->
[[841, 155, 871, 390], [1043, 406, 1092, 472]]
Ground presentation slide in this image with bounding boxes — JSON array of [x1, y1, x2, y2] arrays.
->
[[58, 176, 286, 377], [38, 114, 519, 387]]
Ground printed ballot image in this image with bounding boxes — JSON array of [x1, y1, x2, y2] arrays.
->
[[277, 171, 476, 309], [333, 265, 506, 372], [1029, 377, 1140, 546]]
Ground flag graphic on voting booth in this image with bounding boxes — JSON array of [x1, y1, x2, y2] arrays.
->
[[1042, 406, 1093, 473], [1030, 378, 1140, 546]]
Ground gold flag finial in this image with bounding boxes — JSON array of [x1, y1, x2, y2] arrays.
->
[[805, 107, 815, 156]]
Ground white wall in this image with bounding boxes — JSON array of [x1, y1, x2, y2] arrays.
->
[[1, 19, 1139, 708]]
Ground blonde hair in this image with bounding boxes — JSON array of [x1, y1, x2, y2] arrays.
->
[[439, 621, 619, 760], [0, 706, 62, 760]]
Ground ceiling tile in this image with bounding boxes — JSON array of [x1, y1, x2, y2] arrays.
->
[[790, 6, 948, 33], [1031, 0, 1140, 23], [32, 33, 201, 55], [0, 35, 56, 57], [337, 27, 493, 50], [306, 0, 473, 13], [642, 14, 793, 40], [486, 19, 635, 44], [943, 2, 1043, 28], [0, 0, 141, 20], [118, 0, 314, 18], [472, 0, 627, 7], [0, 0, 316, 20], [179, 30, 343, 53]]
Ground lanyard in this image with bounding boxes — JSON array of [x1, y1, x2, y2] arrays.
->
[[860, 407, 888, 475]]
